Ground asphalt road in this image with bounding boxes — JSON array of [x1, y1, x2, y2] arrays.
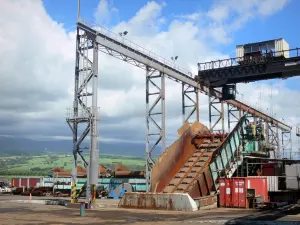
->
[[0, 195, 300, 225]]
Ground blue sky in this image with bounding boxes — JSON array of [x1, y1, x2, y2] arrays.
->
[[42, 0, 300, 48], [1, 0, 300, 157], [42, 0, 300, 91]]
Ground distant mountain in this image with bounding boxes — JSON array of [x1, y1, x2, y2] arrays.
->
[[0, 136, 146, 157]]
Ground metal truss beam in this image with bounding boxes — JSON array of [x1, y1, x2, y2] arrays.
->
[[209, 96, 224, 133], [265, 123, 280, 158], [66, 25, 99, 204], [197, 48, 300, 87], [145, 67, 166, 192], [77, 20, 291, 132], [182, 84, 199, 124]]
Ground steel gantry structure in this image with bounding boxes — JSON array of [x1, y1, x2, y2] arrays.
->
[[196, 44, 300, 159], [67, 17, 292, 200]]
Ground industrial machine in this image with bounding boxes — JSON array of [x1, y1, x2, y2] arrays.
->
[[196, 38, 300, 100]]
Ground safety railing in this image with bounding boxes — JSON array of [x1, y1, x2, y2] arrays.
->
[[78, 19, 194, 78], [66, 108, 91, 120], [198, 48, 300, 71]]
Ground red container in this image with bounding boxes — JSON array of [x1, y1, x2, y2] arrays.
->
[[11, 178, 40, 187], [232, 178, 247, 208], [11, 178, 20, 187], [28, 178, 40, 187], [219, 177, 268, 208], [246, 177, 268, 201], [20, 178, 27, 187]]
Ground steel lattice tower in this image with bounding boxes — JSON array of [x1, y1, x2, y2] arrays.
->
[[66, 1, 99, 204]]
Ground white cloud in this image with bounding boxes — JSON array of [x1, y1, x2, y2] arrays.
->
[[94, 0, 110, 25], [0, 0, 298, 155], [176, 13, 201, 21]]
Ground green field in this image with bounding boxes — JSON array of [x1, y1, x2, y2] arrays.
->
[[0, 153, 145, 176]]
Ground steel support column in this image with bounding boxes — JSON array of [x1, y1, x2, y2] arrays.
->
[[227, 104, 244, 132], [281, 131, 292, 159], [182, 83, 199, 124], [66, 25, 99, 204], [88, 41, 99, 203], [209, 96, 224, 133], [145, 67, 166, 192]]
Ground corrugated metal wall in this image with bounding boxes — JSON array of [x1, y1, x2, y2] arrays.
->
[[285, 164, 300, 190], [275, 38, 290, 58]]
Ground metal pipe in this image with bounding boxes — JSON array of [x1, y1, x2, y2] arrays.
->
[[77, 0, 81, 21]]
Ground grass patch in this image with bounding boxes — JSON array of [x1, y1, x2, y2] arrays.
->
[[0, 153, 145, 176]]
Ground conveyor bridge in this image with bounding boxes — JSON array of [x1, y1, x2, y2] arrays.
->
[[197, 48, 300, 87]]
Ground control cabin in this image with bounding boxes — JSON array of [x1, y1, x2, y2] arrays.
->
[[236, 38, 290, 64]]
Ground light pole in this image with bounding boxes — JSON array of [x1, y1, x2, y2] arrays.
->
[[119, 31, 128, 37], [171, 56, 178, 63]]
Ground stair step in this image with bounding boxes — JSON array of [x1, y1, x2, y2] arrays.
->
[[195, 162, 205, 167], [188, 158, 196, 162], [169, 178, 181, 186], [203, 152, 213, 157], [176, 184, 188, 191], [174, 173, 185, 178], [186, 172, 198, 178], [182, 178, 193, 184], [183, 162, 195, 167], [163, 186, 175, 193], [201, 156, 210, 161], [179, 167, 190, 173]]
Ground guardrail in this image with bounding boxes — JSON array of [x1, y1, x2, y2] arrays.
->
[[197, 48, 300, 71]]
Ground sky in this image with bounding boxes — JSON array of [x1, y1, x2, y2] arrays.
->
[[0, 0, 300, 157]]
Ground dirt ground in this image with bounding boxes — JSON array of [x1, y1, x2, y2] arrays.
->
[[0, 195, 300, 225]]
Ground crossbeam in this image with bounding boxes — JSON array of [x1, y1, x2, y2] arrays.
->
[[77, 20, 291, 132]]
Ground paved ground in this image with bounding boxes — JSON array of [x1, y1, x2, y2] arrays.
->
[[0, 194, 300, 225]]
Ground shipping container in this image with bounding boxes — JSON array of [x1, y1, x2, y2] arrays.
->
[[275, 38, 289, 58], [219, 177, 268, 208], [236, 38, 289, 59], [11, 178, 20, 187], [11, 178, 41, 188]]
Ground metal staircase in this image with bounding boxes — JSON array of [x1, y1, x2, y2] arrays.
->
[[162, 134, 223, 194]]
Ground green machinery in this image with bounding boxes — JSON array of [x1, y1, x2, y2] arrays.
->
[[241, 119, 271, 156]]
